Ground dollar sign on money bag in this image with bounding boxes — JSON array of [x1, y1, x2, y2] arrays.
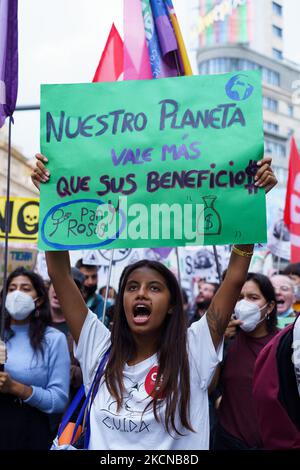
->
[[197, 196, 221, 236]]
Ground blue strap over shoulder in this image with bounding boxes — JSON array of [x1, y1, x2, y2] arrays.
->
[[57, 385, 85, 438], [57, 347, 111, 447]]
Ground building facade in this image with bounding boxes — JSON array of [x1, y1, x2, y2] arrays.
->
[[0, 129, 38, 198], [193, 0, 300, 188]]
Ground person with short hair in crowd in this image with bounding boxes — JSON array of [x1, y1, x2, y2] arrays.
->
[[0, 267, 70, 450], [75, 259, 105, 323], [271, 274, 297, 329], [283, 263, 300, 313], [189, 282, 219, 324]]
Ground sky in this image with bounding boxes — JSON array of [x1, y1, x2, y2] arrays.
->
[[4, 0, 300, 160]]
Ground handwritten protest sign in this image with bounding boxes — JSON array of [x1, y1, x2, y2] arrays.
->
[[0, 197, 39, 242], [38, 71, 265, 251], [0, 247, 37, 283]]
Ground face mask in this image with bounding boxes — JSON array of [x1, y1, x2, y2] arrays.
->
[[106, 298, 115, 307], [100, 295, 115, 308], [234, 299, 268, 332], [5, 290, 36, 321]]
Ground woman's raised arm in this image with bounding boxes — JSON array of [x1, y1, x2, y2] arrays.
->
[[46, 251, 88, 343], [206, 156, 277, 349], [206, 244, 253, 349]]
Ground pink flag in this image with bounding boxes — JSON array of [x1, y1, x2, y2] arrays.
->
[[123, 0, 152, 80], [284, 137, 300, 262], [92, 23, 123, 82]]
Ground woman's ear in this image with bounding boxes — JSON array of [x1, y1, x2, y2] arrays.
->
[[168, 306, 174, 315], [266, 301, 276, 316], [35, 297, 43, 308]]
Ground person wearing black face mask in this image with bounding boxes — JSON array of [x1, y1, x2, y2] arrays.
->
[[75, 259, 105, 323]]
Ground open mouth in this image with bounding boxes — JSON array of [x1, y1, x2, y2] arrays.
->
[[276, 299, 285, 305], [133, 304, 151, 324]]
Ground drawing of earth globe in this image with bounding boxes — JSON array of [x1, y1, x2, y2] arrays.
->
[[225, 74, 254, 101]]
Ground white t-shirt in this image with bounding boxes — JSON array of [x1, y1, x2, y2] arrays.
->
[[75, 310, 223, 450], [293, 316, 300, 397]]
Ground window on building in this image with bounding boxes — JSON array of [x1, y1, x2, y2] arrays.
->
[[272, 25, 283, 38], [198, 59, 280, 87], [265, 139, 286, 158], [273, 166, 288, 186], [263, 96, 278, 112], [264, 121, 279, 133], [272, 2, 283, 16], [287, 105, 293, 117], [273, 48, 283, 60]]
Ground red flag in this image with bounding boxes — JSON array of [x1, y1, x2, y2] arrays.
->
[[92, 23, 123, 82], [284, 137, 300, 261]]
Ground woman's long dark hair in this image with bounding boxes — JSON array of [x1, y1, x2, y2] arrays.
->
[[104, 259, 193, 436], [246, 272, 277, 332], [3, 267, 51, 355]]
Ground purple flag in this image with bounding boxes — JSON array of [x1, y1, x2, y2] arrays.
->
[[141, 0, 177, 78], [0, 0, 18, 128], [149, 0, 184, 76]]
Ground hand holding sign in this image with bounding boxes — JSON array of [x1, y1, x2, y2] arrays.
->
[[255, 157, 277, 193], [31, 154, 50, 190]]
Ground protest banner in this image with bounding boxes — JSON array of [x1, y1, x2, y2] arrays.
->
[[38, 71, 265, 251], [0, 246, 37, 283], [0, 196, 39, 242]]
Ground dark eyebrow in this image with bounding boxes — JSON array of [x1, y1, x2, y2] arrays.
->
[[10, 282, 32, 287], [126, 279, 139, 285], [149, 280, 164, 285], [126, 279, 165, 287]]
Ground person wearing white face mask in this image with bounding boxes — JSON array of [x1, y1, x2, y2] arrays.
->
[[212, 273, 278, 450], [0, 267, 70, 450]]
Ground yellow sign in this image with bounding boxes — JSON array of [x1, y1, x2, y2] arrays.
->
[[0, 197, 39, 242]]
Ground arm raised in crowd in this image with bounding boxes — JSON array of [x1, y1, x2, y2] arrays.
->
[[206, 244, 254, 349], [32, 154, 88, 343], [206, 156, 277, 349], [45, 251, 88, 344]]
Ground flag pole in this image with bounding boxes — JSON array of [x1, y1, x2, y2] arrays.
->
[[175, 247, 182, 285], [1, 116, 13, 343], [213, 245, 222, 283], [102, 249, 114, 326]]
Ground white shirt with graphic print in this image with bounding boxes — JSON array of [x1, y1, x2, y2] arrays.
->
[[75, 310, 223, 450]]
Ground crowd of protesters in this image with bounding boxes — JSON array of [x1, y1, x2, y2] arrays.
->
[[1, 254, 299, 450]]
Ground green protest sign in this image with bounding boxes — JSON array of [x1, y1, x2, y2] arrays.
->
[[38, 71, 266, 251]]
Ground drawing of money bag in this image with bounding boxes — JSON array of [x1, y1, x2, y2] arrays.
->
[[197, 196, 221, 236]]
